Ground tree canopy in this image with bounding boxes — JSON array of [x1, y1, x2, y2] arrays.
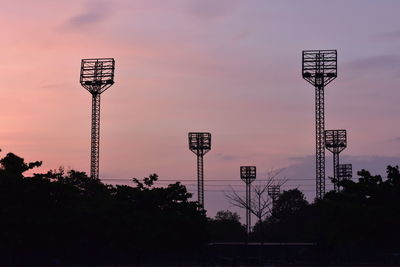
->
[[0, 151, 207, 265], [1, 150, 400, 264]]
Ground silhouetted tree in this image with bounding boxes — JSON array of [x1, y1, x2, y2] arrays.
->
[[3, 148, 400, 264], [253, 188, 309, 242], [0, 150, 207, 264], [0, 152, 41, 183], [215, 210, 241, 221], [271, 189, 308, 223], [207, 210, 246, 242], [226, 169, 286, 230]]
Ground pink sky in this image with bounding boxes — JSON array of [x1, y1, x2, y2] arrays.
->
[[2, 0, 400, 217]]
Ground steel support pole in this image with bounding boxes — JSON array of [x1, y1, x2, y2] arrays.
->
[[246, 182, 251, 234], [197, 152, 204, 208], [333, 152, 339, 192], [315, 85, 326, 199], [90, 93, 100, 180], [247, 183, 251, 234]]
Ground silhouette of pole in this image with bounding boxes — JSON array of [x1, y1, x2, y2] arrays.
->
[[325, 130, 347, 192], [91, 94, 100, 179], [302, 50, 337, 199], [80, 58, 115, 179], [197, 152, 204, 204], [240, 166, 256, 234], [337, 163, 352, 191], [188, 132, 211, 208], [267, 185, 280, 208]]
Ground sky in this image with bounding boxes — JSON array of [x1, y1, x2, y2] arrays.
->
[[2, 0, 400, 219]]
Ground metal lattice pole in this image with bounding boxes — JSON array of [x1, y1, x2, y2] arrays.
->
[[267, 185, 280, 208], [316, 85, 326, 199], [189, 132, 211, 208], [91, 93, 101, 179], [80, 58, 115, 180], [240, 166, 256, 234], [337, 164, 352, 191], [302, 50, 337, 199], [325, 129, 347, 192], [333, 152, 339, 192], [197, 152, 204, 207], [246, 182, 251, 233]]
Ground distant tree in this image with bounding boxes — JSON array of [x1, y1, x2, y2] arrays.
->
[[271, 189, 308, 223], [215, 210, 241, 221], [208, 210, 246, 242], [0, 152, 41, 182], [253, 188, 309, 242], [386, 165, 400, 188]]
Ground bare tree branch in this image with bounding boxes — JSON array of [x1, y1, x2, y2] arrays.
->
[[225, 168, 287, 223]]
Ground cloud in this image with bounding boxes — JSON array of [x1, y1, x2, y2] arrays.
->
[[346, 54, 400, 72], [185, 0, 239, 20], [68, 12, 106, 27], [211, 153, 237, 161], [283, 154, 400, 180], [61, 1, 112, 30], [378, 29, 400, 40]]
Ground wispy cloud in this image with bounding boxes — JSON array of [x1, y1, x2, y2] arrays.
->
[[213, 153, 237, 161], [68, 12, 106, 27], [284, 154, 400, 180], [61, 1, 112, 30], [347, 54, 400, 72], [378, 29, 400, 40], [185, 0, 240, 20]]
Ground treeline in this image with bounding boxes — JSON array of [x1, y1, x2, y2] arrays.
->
[[1, 150, 400, 264], [252, 166, 400, 261], [0, 152, 218, 264]]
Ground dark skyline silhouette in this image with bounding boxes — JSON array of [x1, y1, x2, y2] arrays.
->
[[1, 150, 400, 264]]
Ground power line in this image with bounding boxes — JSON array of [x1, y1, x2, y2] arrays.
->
[[101, 178, 328, 182], [100, 178, 358, 183]]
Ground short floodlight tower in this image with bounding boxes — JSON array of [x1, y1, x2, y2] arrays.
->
[[267, 185, 280, 208], [80, 58, 115, 179], [302, 50, 337, 199], [188, 132, 211, 208], [338, 164, 352, 191], [325, 130, 347, 192], [240, 166, 256, 234]]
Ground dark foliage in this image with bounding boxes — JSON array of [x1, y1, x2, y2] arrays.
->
[[207, 210, 246, 242], [253, 166, 400, 261], [0, 152, 207, 265], [2, 150, 400, 263]]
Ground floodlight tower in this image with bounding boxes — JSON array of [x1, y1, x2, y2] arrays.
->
[[267, 185, 280, 208], [240, 166, 256, 234], [325, 130, 347, 192], [80, 58, 115, 180], [337, 164, 352, 191], [188, 132, 211, 208], [302, 50, 337, 199]]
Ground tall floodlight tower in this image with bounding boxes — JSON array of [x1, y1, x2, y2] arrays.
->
[[80, 58, 115, 179], [325, 130, 347, 192], [240, 166, 256, 234], [267, 185, 280, 208], [302, 50, 337, 199], [188, 132, 211, 208], [338, 164, 352, 191]]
